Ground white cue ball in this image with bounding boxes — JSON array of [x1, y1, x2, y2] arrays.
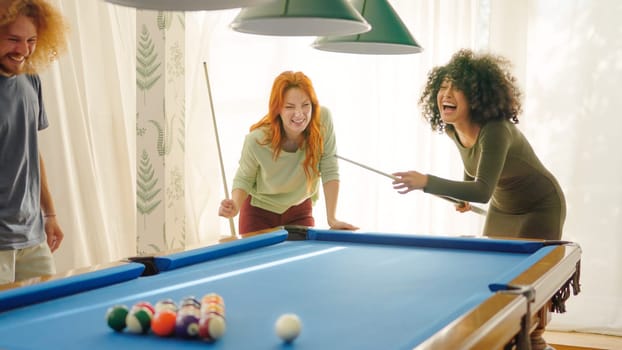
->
[[275, 313, 302, 343]]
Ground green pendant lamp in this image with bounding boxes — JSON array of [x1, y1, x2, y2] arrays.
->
[[312, 0, 422, 54], [230, 0, 371, 36], [103, 0, 277, 11]]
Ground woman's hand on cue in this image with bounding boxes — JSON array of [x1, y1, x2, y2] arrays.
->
[[218, 199, 239, 218], [455, 201, 472, 213], [392, 171, 428, 194]]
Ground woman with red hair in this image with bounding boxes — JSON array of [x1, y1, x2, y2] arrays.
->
[[218, 71, 357, 234]]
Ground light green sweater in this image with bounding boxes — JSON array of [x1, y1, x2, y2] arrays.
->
[[232, 107, 339, 214]]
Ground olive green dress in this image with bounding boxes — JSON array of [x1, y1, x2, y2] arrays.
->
[[424, 120, 566, 240]]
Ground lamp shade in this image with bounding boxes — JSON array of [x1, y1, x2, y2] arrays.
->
[[312, 0, 422, 54], [230, 0, 371, 36], [103, 0, 277, 11]]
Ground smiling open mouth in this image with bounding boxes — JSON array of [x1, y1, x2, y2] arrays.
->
[[442, 103, 456, 112]]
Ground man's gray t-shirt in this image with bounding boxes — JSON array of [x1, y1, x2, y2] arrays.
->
[[0, 74, 48, 249]]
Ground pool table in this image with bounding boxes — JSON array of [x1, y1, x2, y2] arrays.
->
[[0, 227, 581, 350]]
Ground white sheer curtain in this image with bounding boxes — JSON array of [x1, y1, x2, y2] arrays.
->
[[40, 0, 621, 337], [39, 0, 137, 271], [487, 0, 622, 335]]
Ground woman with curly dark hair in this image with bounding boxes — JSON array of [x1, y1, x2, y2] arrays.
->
[[392, 49, 566, 241]]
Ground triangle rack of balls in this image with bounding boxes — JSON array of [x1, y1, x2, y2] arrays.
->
[[105, 293, 226, 342]]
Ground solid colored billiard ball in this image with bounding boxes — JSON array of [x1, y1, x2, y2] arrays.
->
[[275, 313, 302, 343], [125, 308, 152, 334], [175, 313, 200, 338], [105, 305, 129, 332], [198, 314, 226, 341], [151, 309, 177, 337]]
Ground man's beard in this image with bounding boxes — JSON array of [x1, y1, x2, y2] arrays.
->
[[0, 57, 27, 76]]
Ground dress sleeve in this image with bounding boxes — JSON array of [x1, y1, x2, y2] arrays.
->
[[424, 122, 511, 203]]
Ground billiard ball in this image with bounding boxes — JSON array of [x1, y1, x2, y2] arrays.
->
[[125, 307, 152, 334], [151, 309, 177, 337], [154, 299, 178, 313], [198, 314, 226, 341], [179, 297, 200, 316], [180, 296, 200, 309], [201, 303, 225, 318], [105, 305, 129, 332], [175, 313, 200, 338], [179, 305, 200, 319], [275, 313, 301, 343], [132, 301, 155, 316], [201, 293, 224, 306]]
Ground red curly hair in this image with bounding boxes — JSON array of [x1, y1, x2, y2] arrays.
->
[[0, 0, 68, 74], [251, 71, 324, 187]]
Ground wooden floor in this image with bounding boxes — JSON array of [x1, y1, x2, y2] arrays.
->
[[544, 331, 622, 350]]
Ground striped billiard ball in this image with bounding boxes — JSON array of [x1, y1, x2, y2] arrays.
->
[[175, 313, 200, 338], [198, 314, 226, 341], [125, 307, 152, 334]]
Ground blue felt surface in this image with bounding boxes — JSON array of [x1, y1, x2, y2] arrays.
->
[[0, 232, 551, 350]]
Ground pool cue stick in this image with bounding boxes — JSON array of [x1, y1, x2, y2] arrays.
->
[[203, 61, 237, 237], [336, 154, 398, 180], [335, 154, 487, 216], [435, 195, 488, 216]]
